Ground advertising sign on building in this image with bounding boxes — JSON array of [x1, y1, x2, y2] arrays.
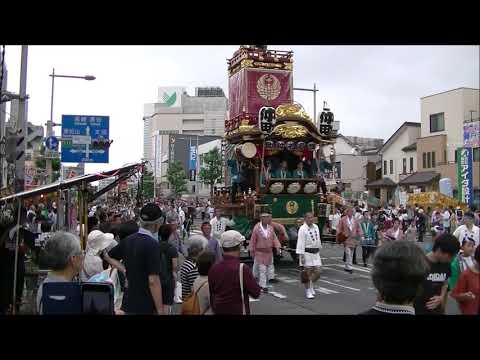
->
[[189, 145, 197, 181], [62, 165, 84, 180], [457, 147, 473, 206], [463, 121, 479, 148], [158, 87, 183, 108]]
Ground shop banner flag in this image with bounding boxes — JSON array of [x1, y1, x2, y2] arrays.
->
[[457, 147, 473, 206]]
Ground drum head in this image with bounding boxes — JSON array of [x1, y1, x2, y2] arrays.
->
[[241, 142, 257, 158]]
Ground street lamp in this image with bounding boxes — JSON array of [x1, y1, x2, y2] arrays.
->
[[46, 68, 96, 184], [293, 83, 318, 127]]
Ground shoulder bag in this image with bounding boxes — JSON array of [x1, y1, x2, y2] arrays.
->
[[239, 263, 246, 315]]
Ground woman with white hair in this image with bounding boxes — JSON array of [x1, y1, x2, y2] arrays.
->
[[179, 240, 203, 300], [36, 232, 84, 314]]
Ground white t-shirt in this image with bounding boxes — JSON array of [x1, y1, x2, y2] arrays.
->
[[442, 211, 451, 228], [453, 225, 480, 248], [330, 213, 341, 230]]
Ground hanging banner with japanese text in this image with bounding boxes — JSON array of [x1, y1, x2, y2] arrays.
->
[[456, 147, 473, 206]]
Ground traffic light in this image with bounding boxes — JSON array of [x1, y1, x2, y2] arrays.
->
[[91, 138, 113, 150], [5, 133, 24, 163]]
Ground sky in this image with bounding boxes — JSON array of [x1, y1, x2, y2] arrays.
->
[[3, 45, 479, 175]]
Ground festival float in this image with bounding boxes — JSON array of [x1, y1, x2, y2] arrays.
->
[[213, 45, 339, 260]]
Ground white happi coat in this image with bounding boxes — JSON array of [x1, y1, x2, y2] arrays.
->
[[296, 223, 322, 267], [210, 216, 234, 241]]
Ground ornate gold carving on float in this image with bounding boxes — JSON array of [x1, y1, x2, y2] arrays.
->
[[275, 103, 312, 122], [272, 124, 308, 138]]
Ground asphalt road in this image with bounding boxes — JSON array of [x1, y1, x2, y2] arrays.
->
[[187, 223, 461, 315]]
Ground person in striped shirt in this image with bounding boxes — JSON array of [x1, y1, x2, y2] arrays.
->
[[180, 241, 203, 300]]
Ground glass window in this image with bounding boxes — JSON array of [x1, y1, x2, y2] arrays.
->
[[390, 160, 393, 174], [474, 148, 480, 162], [402, 158, 406, 174], [432, 151, 436, 168], [384, 160, 387, 175], [427, 152, 431, 168], [423, 152, 427, 168], [335, 161, 342, 178], [410, 157, 414, 173], [430, 113, 445, 133]]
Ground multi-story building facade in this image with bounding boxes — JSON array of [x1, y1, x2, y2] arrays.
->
[[401, 88, 479, 205], [324, 135, 383, 193], [143, 86, 227, 169]]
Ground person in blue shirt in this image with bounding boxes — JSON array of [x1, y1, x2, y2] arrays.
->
[[272, 160, 291, 179], [292, 161, 308, 179]]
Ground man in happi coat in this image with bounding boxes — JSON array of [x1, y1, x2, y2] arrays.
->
[[249, 213, 281, 292]]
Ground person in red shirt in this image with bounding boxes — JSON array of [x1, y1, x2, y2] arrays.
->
[[451, 245, 480, 315], [208, 230, 261, 315]]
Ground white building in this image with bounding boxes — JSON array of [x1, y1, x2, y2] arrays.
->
[[380, 122, 421, 184], [143, 86, 228, 180]]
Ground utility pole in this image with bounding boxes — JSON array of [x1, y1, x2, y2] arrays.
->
[[46, 68, 55, 184], [15, 46, 28, 193], [293, 83, 318, 127]]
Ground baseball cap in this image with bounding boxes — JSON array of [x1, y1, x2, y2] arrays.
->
[[220, 230, 245, 248], [140, 203, 163, 224]]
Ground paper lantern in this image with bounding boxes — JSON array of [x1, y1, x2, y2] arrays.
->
[[276, 141, 285, 150], [307, 142, 316, 151], [297, 141, 306, 151], [286, 141, 295, 151]]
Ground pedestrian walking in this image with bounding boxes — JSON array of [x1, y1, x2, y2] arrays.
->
[[415, 208, 427, 242], [337, 207, 362, 274], [107, 203, 165, 315], [249, 213, 281, 292], [180, 241, 202, 300], [361, 240, 429, 315], [209, 230, 261, 315], [296, 212, 322, 299], [360, 210, 377, 267], [200, 222, 223, 263], [413, 234, 460, 315], [450, 245, 480, 315], [158, 224, 179, 315], [210, 209, 234, 242], [190, 251, 216, 315], [453, 212, 479, 249], [448, 236, 476, 291]]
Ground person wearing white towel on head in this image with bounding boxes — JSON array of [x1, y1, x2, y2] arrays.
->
[[296, 212, 322, 299]]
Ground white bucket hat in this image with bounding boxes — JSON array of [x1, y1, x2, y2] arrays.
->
[[87, 230, 117, 253]]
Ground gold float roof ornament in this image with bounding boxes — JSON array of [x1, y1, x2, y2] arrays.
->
[[272, 124, 308, 138], [275, 103, 312, 123]]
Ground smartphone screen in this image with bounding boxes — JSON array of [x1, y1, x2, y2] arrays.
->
[[82, 283, 113, 315]]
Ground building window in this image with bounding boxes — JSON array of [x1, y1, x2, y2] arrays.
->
[[383, 160, 387, 175], [423, 152, 427, 168], [444, 149, 447, 164], [390, 160, 393, 175], [432, 151, 436, 168], [402, 158, 406, 174], [427, 152, 431, 168], [335, 161, 342, 178], [430, 113, 445, 133], [474, 148, 480, 162], [410, 157, 414, 173], [455, 149, 458, 163]]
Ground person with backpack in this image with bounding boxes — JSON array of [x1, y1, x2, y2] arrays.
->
[[158, 224, 179, 315], [182, 251, 215, 315]]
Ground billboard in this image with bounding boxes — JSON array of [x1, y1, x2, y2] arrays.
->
[[457, 147, 473, 206], [463, 121, 479, 148]]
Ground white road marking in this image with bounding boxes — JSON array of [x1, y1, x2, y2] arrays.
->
[[268, 291, 287, 299], [276, 276, 298, 284], [315, 287, 339, 295], [249, 297, 260, 302], [320, 266, 371, 279], [318, 279, 360, 291], [331, 264, 371, 273]]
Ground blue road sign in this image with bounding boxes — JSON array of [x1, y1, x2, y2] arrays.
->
[[45, 136, 59, 151], [61, 115, 110, 163]]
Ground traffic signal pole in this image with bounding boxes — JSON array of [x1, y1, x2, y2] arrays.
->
[[14, 46, 28, 193]]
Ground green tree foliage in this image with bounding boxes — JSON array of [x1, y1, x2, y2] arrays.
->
[[142, 170, 155, 199], [166, 160, 187, 196], [198, 147, 223, 196]]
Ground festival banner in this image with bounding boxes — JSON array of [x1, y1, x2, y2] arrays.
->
[[456, 147, 473, 206]]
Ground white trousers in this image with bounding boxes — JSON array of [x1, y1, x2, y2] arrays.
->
[[253, 259, 275, 288], [345, 247, 353, 270]]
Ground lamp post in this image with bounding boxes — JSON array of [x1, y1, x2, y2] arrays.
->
[[47, 68, 95, 184], [293, 83, 318, 127]]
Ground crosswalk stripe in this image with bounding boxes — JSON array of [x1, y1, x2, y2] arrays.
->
[[268, 291, 287, 299], [318, 279, 360, 291], [276, 276, 298, 284], [331, 264, 371, 273], [315, 287, 339, 295]]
